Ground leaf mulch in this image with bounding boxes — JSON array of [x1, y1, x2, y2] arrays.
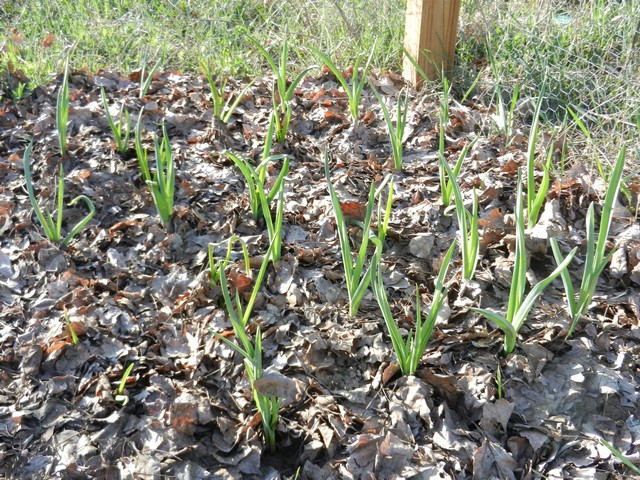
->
[[1, 67, 639, 480]]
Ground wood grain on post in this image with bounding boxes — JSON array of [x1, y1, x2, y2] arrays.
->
[[403, 0, 462, 85]]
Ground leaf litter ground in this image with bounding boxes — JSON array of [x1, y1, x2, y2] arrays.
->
[[1, 67, 639, 479]]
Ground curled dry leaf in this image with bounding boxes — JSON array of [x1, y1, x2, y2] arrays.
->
[[253, 371, 297, 401]]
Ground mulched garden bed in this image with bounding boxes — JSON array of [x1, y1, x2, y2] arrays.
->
[[1, 66, 639, 479]]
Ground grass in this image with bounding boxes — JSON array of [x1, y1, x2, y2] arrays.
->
[[0, 0, 403, 86], [458, 0, 639, 169], [3, 1, 637, 167]]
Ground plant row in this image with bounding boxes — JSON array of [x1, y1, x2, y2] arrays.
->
[[21, 41, 627, 451]]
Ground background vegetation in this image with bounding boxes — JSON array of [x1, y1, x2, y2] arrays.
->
[[2, 0, 639, 168]]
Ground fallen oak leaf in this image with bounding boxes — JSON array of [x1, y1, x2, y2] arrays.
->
[[339, 200, 367, 222]]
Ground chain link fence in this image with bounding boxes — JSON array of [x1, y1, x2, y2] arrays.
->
[[457, 0, 640, 164]]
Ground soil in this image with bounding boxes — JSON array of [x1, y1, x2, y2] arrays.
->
[[0, 67, 639, 479]]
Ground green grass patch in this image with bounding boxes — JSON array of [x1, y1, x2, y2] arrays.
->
[[0, 0, 404, 85]]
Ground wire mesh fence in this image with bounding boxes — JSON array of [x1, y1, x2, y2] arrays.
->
[[457, 0, 640, 162]]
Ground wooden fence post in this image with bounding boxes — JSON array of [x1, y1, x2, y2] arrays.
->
[[403, 0, 462, 86]]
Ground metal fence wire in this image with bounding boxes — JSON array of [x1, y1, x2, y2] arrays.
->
[[458, 0, 640, 129]]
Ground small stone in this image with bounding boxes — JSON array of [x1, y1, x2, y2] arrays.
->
[[409, 233, 435, 259]]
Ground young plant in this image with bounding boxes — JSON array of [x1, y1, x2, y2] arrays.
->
[[259, 178, 286, 263], [23, 142, 95, 246], [325, 151, 394, 317], [371, 86, 409, 170], [550, 146, 626, 337], [438, 80, 474, 208], [440, 149, 479, 281], [201, 62, 254, 124], [216, 239, 276, 329], [148, 123, 175, 226], [208, 236, 251, 287], [226, 151, 289, 223], [401, 46, 433, 86], [250, 37, 313, 141], [101, 87, 131, 154], [471, 171, 577, 354], [487, 46, 520, 143], [135, 116, 175, 227], [139, 58, 160, 98], [56, 56, 70, 156], [309, 45, 374, 125], [216, 305, 280, 451], [226, 151, 288, 263], [134, 110, 151, 182], [115, 363, 135, 405], [63, 308, 79, 346], [215, 241, 281, 449], [492, 84, 520, 143], [599, 437, 640, 475], [271, 102, 291, 144], [373, 242, 455, 376], [526, 86, 552, 226]]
